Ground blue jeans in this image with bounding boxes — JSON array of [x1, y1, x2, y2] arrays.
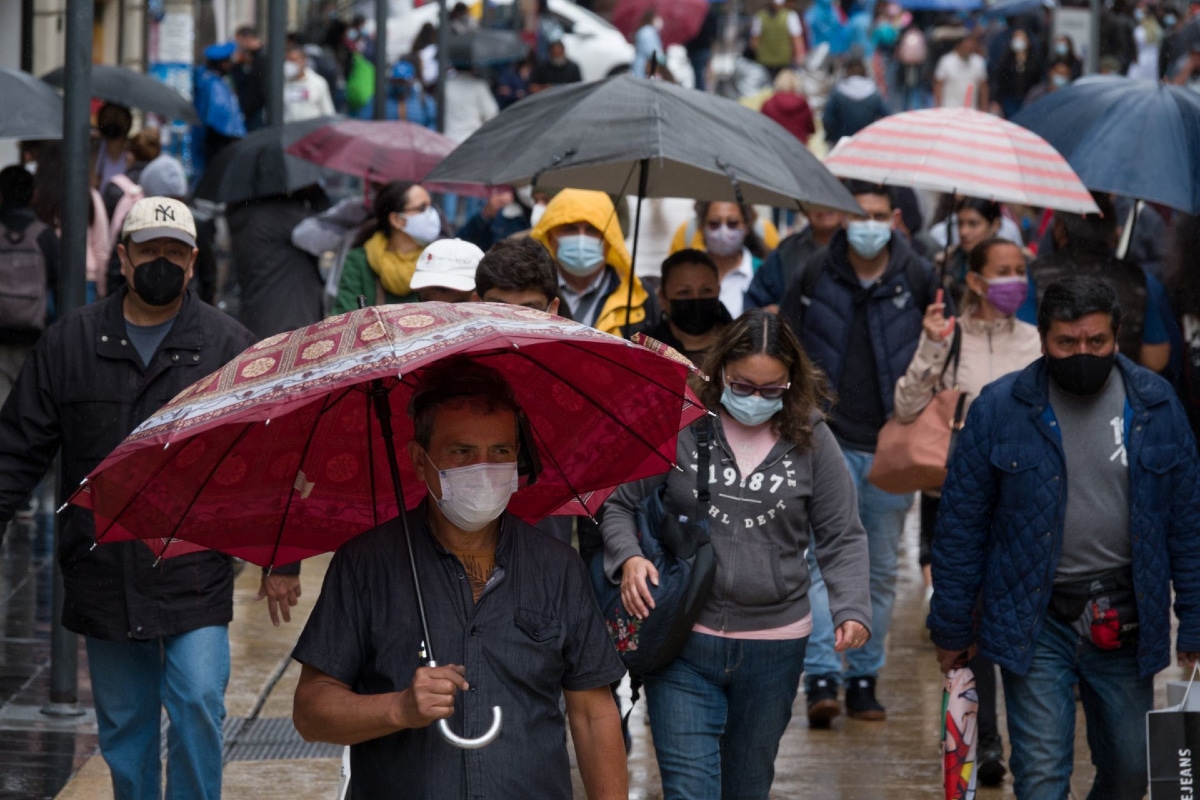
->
[[86, 626, 231, 800], [804, 446, 911, 684], [1001, 615, 1151, 800], [644, 632, 808, 800]]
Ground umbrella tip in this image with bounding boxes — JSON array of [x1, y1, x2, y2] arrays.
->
[[57, 501, 70, 514]]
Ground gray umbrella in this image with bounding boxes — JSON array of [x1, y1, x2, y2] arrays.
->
[[426, 72, 860, 213], [42, 64, 199, 125], [0, 67, 62, 140]]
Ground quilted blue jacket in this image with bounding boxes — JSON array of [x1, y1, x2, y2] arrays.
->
[[928, 354, 1200, 678]]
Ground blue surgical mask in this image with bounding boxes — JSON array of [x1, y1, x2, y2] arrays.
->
[[846, 220, 892, 259], [556, 233, 605, 276], [1164, 13, 1177, 26], [721, 385, 783, 427]]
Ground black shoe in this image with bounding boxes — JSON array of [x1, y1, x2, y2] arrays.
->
[[844, 676, 887, 720], [806, 674, 841, 728], [976, 746, 1007, 787]]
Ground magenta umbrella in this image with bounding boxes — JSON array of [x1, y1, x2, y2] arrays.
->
[[285, 118, 486, 196], [612, 0, 708, 48]]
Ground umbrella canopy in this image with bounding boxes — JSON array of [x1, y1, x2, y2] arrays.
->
[[283, 118, 469, 195], [825, 106, 1099, 214], [0, 67, 62, 140], [942, 666, 979, 799], [446, 29, 528, 68], [612, 0, 707, 48], [899, 0, 983, 10], [983, 0, 1054, 17], [42, 64, 199, 125], [70, 302, 705, 568], [426, 73, 861, 213], [193, 116, 334, 204], [1012, 77, 1200, 214]]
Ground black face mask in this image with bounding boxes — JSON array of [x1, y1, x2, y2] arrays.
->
[[133, 257, 186, 306], [98, 123, 126, 140], [1046, 351, 1116, 396], [669, 298, 724, 336]]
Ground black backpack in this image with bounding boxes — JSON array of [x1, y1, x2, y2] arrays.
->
[[0, 218, 49, 333]]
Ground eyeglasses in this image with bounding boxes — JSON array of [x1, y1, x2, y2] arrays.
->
[[706, 219, 743, 231], [402, 203, 432, 214], [726, 379, 791, 400]]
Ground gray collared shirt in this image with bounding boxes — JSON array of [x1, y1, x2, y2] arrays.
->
[[293, 504, 625, 799]]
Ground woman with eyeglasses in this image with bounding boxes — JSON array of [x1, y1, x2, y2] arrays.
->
[[600, 309, 871, 800], [332, 180, 442, 314]]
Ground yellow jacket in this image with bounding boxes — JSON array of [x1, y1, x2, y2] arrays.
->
[[531, 189, 651, 336]]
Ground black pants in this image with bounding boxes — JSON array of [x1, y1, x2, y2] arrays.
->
[[923, 493, 1000, 747]]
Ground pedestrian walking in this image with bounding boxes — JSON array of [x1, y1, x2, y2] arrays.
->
[[471, 236, 560, 315], [893, 237, 1042, 786], [746, 205, 846, 312], [929, 275, 1200, 799], [408, 238, 483, 303], [332, 181, 439, 314], [751, 0, 807, 79], [823, 60, 891, 147], [779, 180, 939, 725], [0, 197, 301, 800], [934, 29, 989, 109], [642, 249, 732, 365], [292, 359, 629, 799], [529, 189, 658, 337], [601, 308, 871, 800], [283, 35, 336, 123], [690, 201, 769, 319]]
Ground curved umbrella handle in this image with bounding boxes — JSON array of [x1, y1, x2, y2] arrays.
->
[[438, 706, 502, 750]]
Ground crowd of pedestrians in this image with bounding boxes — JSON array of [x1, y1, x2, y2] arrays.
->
[[4, 1, 1200, 799]]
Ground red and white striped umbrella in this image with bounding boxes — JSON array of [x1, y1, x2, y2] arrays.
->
[[825, 107, 1099, 214]]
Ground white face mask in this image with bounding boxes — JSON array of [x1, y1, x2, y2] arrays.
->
[[427, 456, 519, 532], [284, 60, 301, 81], [529, 203, 547, 228], [403, 206, 442, 245]]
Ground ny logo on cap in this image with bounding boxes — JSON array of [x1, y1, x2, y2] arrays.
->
[[155, 204, 176, 222]]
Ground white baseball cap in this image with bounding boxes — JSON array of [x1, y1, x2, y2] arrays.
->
[[409, 239, 485, 292], [121, 197, 197, 248]]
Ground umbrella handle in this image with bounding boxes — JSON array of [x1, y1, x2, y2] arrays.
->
[[427, 659, 503, 749], [437, 708, 502, 750]]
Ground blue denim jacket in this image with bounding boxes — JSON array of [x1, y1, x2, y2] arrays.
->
[[928, 355, 1200, 678]]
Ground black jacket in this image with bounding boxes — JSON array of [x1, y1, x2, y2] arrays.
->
[[0, 287, 256, 640]]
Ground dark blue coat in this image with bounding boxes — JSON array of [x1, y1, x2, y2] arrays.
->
[[928, 355, 1200, 678], [779, 230, 936, 418]]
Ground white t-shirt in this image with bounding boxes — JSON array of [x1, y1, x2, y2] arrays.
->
[[442, 72, 500, 144], [283, 70, 336, 123], [934, 51, 988, 109], [751, 9, 803, 37], [720, 250, 755, 319]]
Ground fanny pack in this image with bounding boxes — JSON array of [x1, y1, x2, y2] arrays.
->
[[1047, 568, 1139, 650]]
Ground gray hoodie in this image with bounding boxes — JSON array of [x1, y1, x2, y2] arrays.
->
[[601, 416, 871, 635]]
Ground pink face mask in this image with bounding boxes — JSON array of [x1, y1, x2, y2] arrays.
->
[[704, 224, 746, 257], [983, 275, 1028, 316]]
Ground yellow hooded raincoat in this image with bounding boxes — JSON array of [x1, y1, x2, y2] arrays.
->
[[531, 189, 651, 337]]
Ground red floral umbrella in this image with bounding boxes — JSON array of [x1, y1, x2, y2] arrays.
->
[[69, 302, 705, 569], [284, 118, 484, 196], [612, 0, 708, 48]]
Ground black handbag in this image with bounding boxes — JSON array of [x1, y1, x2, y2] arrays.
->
[[590, 418, 716, 676]]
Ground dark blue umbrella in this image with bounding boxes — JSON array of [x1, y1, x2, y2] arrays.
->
[[898, 0, 983, 11], [983, 0, 1053, 18], [1012, 76, 1200, 213]]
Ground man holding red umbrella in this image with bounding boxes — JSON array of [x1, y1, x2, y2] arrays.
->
[[292, 359, 628, 799]]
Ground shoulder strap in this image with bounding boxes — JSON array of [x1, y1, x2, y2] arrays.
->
[[939, 325, 963, 386], [906, 256, 933, 314], [695, 417, 712, 507]]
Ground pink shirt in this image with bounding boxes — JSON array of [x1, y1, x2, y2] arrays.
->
[[695, 412, 812, 640]]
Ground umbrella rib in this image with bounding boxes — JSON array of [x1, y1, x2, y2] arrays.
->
[[92, 433, 204, 544], [366, 385, 379, 527], [522, 414, 598, 522], [475, 350, 675, 472], [151, 422, 257, 565], [266, 391, 340, 571], [559, 341, 693, 404]]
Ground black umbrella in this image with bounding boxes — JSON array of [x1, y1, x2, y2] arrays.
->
[[446, 29, 528, 69], [42, 64, 199, 126], [427, 73, 860, 325], [194, 117, 336, 204], [0, 67, 62, 140]]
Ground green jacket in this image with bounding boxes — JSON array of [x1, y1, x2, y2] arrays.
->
[[332, 247, 417, 315]]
